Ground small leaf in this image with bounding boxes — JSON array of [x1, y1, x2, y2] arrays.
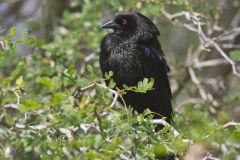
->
[[229, 50, 240, 60], [137, 81, 143, 91], [108, 71, 113, 77], [25, 36, 36, 47], [104, 71, 113, 79], [16, 76, 25, 87], [123, 84, 129, 89], [79, 97, 87, 109], [87, 64, 94, 73], [154, 144, 168, 157], [7, 27, 16, 39], [143, 78, 149, 87], [108, 79, 116, 88]]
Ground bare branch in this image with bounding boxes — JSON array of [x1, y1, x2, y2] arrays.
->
[[193, 59, 229, 68], [151, 119, 179, 136], [162, 9, 240, 77], [80, 82, 96, 91], [188, 67, 208, 100], [222, 121, 240, 129], [221, 44, 240, 49], [210, 41, 240, 76], [201, 153, 220, 160], [110, 91, 119, 108]]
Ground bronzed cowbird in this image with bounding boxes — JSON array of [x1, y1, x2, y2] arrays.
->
[[100, 12, 173, 127]]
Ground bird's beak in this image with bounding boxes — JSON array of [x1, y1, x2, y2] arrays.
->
[[100, 20, 119, 29]]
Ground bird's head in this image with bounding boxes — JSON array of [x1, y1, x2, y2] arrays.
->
[[101, 12, 160, 37], [101, 13, 136, 32]]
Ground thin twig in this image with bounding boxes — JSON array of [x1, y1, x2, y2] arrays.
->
[[80, 82, 96, 91], [151, 119, 179, 136], [110, 91, 119, 107], [210, 41, 240, 76], [188, 67, 207, 100], [193, 59, 229, 68], [9, 88, 20, 104], [96, 83, 120, 108]]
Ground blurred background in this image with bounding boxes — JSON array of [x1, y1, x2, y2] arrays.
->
[[0, 0, 240, 159]]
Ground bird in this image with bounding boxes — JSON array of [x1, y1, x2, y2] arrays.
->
[[100, 12, 173, 128]]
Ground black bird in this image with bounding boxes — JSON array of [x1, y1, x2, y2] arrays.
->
[[100, 12, 173, 126]]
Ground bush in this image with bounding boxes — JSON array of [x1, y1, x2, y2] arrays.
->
[[0, 0, 239, 159]]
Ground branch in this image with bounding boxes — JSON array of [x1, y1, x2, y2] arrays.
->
[[188, 67, 208, 100], [222, 121, 240, 129], [74, 81, 121, 108], [193, 59, 229, 69], [9, 87, 21, 104], [80, 82, 96, 91], [201, 153, 220, 160], [209, 40, 240, 76], [161, 9, 240, 77], [151, 119, 192, 144], [96, 83, 121, 108]]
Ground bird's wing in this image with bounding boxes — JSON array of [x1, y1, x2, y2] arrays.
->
[[140, 43, 170, 73], [138, 40, 173, 121]]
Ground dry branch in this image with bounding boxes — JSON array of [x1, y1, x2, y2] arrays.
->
[[161, 9, 240, 77]]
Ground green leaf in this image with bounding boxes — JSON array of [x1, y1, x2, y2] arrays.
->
[[229, 50, 240, 60], [16, 76, 26, 87], [136, 78, 154, 93], [7, 27, 17, 39], [17, 32, 36, 47], [87, 64, 94, 73], [25, 36, 36, 47], [154, 144, 168, 157], [19, 100, 41, 111], [104, 71, 113, 79], [108, 79, 116, 88]]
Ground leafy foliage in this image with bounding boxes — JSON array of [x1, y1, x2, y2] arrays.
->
[[0, 0, 239, 160]]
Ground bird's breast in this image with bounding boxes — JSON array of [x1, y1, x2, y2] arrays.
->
[[107, 42, 144, 86]]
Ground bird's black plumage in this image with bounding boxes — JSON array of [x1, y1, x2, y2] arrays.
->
[[100, 12, 173, 124]]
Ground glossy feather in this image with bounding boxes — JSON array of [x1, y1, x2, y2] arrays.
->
[[100, 12, 173, 124]]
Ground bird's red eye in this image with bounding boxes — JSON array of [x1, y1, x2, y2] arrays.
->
[[122, 19, 128, 25]]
